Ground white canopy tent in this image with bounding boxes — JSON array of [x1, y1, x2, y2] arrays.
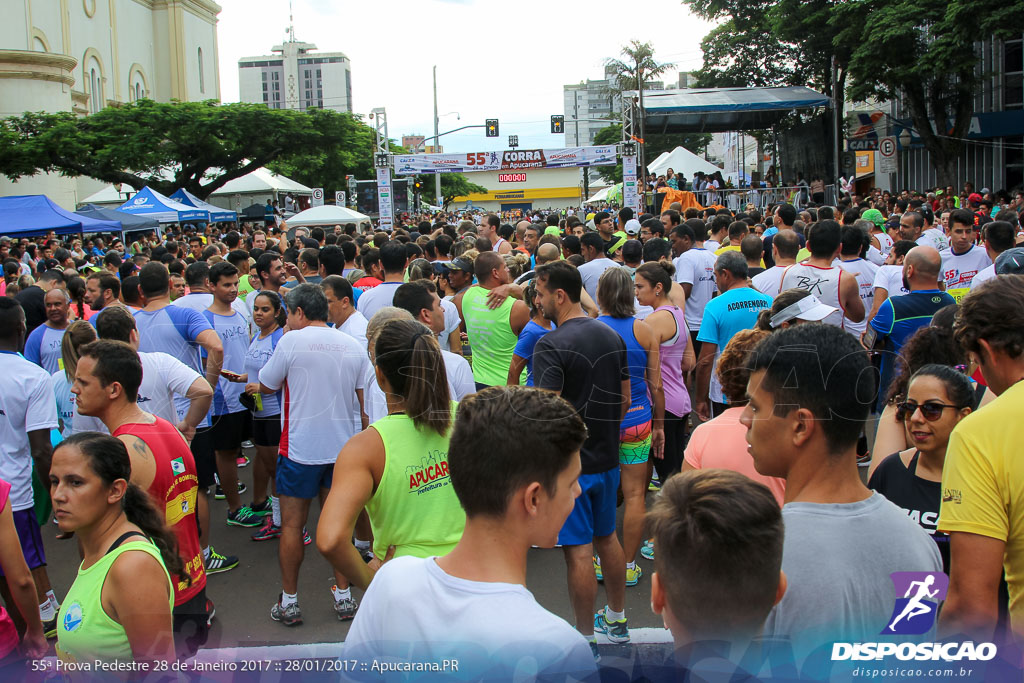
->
[[286, 204, 369, 227], [586, 186, 613, 203], [647, 146, 724, 180]]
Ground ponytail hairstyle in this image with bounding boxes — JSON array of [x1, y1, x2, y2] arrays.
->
[[55, 433, 188, 585], [373, 318, 451, 436], [635, 261, 675, 299], [61, 320, 98, 382], [406, 258, 434, 282], [67, 276, 88, 320], [254, 291, 286, 329]]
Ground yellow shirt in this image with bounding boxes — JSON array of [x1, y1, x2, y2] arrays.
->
[[938, 380, 1024, 632], [714, 244, 765, 268], [796, 247, 811, 262]]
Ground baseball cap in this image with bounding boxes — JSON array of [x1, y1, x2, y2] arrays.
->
[[607, 231, 628, 256], [770, 295, 838, 328], [624, 219, 642, 236], [968, 193, 983, 205], [447, 256, 474, 272], [544, 226, 561, 237], [995, 247, 1024, 275], [981, 187, 991, 195], [861, 209, 885, 228]]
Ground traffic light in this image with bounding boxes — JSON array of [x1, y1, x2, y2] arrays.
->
[[551, 115, 564, 134], [414, 180, 421, 190], [485, 119, 499, 137]]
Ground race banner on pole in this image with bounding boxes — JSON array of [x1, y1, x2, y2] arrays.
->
[[376, 167, 393, 231], [622, 155, 639, 215], [393, 146, 618, 175]]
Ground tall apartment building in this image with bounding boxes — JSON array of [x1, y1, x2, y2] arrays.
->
[[563, 65, 667, 147], [238, 29, 351, 113]]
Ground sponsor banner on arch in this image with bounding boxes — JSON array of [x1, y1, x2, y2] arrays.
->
[[393, 146, 618, 175]]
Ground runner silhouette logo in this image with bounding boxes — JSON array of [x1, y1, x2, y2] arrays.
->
[[883, 571, 948, 635]]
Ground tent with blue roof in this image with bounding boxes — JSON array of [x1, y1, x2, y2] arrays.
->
[[0, 195, 122, 237], [116, 186, 209, 223], [170, 188, 238, 223]]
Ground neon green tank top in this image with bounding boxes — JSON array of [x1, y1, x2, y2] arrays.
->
[[365, 408, 466, 560], [462, 286, 519, 386], [56, 538, 173, 665]]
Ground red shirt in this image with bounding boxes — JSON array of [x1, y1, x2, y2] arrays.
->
[[352, 276, 383, 292], [113, 417, 206, 605]]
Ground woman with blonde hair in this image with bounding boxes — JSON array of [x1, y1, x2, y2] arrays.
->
[[50, 321, 106, 440]]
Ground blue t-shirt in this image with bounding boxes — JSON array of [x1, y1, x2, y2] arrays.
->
[[512, 319, 553, 386], [244, 328, 284, 417], [24, 324, 67, 375], [697, 286, 773, 404], [597, 315, 652, 428], [870, 289, 956, 409], [202, 309, 250, 416], [134, 305, 213, 421]]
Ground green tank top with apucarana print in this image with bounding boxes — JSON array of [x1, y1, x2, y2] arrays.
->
[[462, 285, 520, 386], [365, 405, 466, 560], [56, 537, 173, 665]]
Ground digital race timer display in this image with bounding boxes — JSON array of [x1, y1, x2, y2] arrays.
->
[[497, 173, 527, 183]]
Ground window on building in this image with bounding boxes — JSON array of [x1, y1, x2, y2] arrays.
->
[[198, 48, 205, 93], [1005, 39, 1023, 109], [87, 62, 103, 113]]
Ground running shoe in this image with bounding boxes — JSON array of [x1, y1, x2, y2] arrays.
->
[[227, 505, 262, 527], [270, 595, 302, 626], [250, 498, 273, 517], [214, 481, 247, 500], [357, 546, 374, 563], [205, 598, 216, 627], [43, 616, 57, 640], [236, 455, 250, 468], [594, 606, 630, 644], [589, 640, 601, 662], [241, 440, 255, 449], [626, 564, 643, 587], [332, 588, 358, 621], [648, 473, 661, 492], [640, 540, 654, 561], [251, 517, 281, 541], [856, 451, 872, 468], [593, 556, 603, 583], [303, 528, 312, 546], [204, 547, 239, 574]]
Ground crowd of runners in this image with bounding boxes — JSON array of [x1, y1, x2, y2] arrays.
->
[[0, 181, 1023, 677]]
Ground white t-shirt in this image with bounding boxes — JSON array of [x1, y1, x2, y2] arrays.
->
[[836, 258, 879, 336], [940, 245, 992, 301], [969, 264, 996, 290], [338, 310, 369, 351], [356, 281, 404, 321], [50, 370, 107, 439], [674, 247, 718, 331], [577, 257, 619, 304], [362, 348, 476, 424], [0, 353, 58, 511], [918, 227, 949, 252], [872, 265, 909, 298], [704, 239, 722, 253], [137, 352, 204, 426], [345, 556, 595, 679], [439, 298, 461, 351], [258, 325, 368, 465], [751, 265, 786, 296]]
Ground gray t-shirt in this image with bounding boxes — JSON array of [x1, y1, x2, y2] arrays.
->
[[764, 492, 942, 652]]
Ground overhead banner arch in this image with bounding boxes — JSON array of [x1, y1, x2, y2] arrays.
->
[[393, 145, 618, 175]]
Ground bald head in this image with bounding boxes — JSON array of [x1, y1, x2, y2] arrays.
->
[[904, 246, 941, 285], [516, 220, 531, 231], [536, 242, 560, 265]]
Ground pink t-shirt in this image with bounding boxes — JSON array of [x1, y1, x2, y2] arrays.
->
[[0, 478, 18, 660], [683, 407, 786, 507]]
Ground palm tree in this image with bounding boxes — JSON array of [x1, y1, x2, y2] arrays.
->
[[605, 41, 674, 197]]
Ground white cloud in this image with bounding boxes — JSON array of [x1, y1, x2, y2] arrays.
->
[[216, 0, 714, 153]]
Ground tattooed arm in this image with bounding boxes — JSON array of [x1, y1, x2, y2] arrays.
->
[[115, 434, 158, 491]]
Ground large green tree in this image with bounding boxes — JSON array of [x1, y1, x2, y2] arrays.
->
[[592, 123, 712, 184], [0, 99, 379, 199], [683, 0, 1024, 187]]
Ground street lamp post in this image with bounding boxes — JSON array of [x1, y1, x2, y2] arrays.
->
[[433, 66, 441, 207]]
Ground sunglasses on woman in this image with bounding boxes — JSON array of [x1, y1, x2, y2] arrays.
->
[[896, 401, 963, 422]]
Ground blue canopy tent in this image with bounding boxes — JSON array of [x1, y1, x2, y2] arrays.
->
[[0, 194, 122, 237], [170, 188, 238, 223], [75, 204, 162, 236], [633, 86, 830, 134], [116, 186, 209, 223]]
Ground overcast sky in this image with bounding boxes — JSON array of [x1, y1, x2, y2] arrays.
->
[[216, 0, 715, 153]]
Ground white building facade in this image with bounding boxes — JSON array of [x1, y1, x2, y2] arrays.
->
[[238, 37, 351, 113], [0, 0, 222, 208]]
